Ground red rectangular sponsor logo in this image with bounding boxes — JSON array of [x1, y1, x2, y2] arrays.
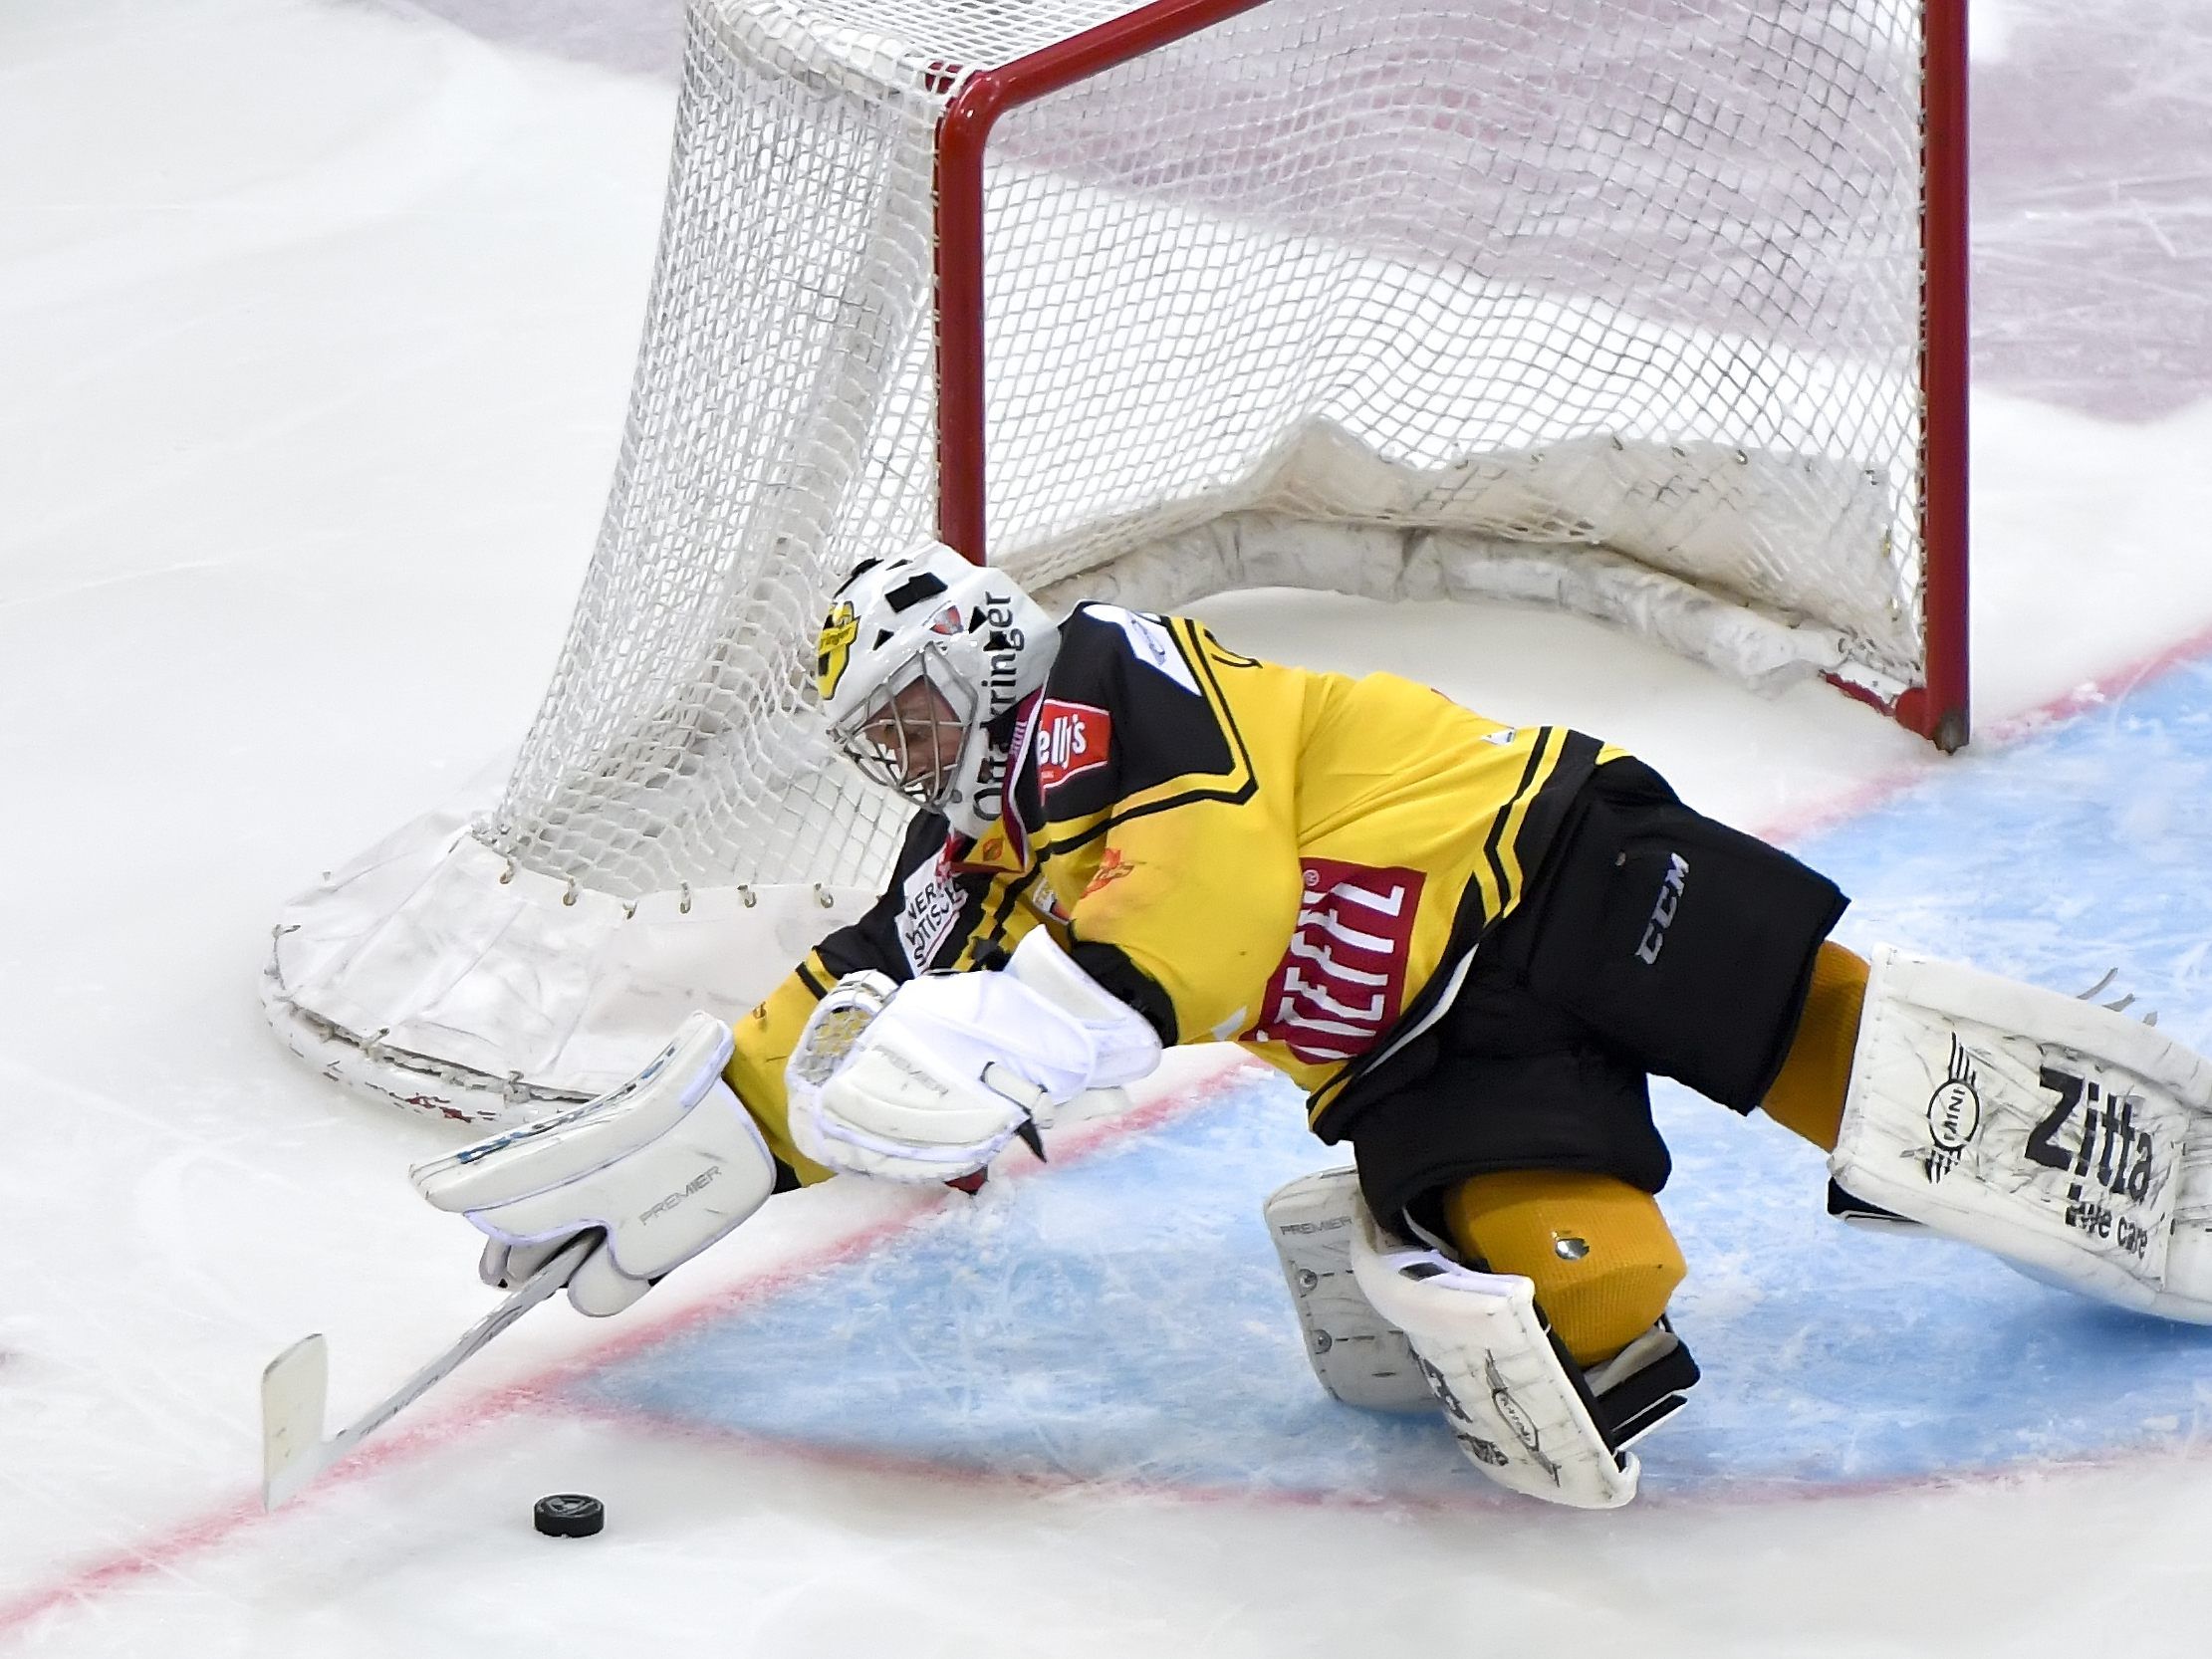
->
[[1035, 699, 1111, 790], [1246, 858, 1424, 1066]]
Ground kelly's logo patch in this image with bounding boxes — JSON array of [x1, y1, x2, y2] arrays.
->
[[1036, 699, 1111, 790]]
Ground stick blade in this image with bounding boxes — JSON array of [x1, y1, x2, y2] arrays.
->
[[261, 1333, 330, 1511]]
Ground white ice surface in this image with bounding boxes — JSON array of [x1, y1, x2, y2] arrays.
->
[[6, 0, 2212, 1652]]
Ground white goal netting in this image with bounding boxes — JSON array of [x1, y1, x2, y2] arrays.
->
[[267, 0, 1940, 1120]]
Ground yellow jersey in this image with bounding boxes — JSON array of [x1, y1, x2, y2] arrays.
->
[[726, 602, 1618, 1182]]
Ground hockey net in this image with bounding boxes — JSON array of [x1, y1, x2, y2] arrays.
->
[[265, 0, 1966, 1121]]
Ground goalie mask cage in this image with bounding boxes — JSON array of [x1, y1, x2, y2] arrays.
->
[[265, 0, 1969, 1122]]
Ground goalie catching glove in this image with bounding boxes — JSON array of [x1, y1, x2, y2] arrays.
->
[[412, 1013, 779, 1315], [786, 929, 1163, 1183]]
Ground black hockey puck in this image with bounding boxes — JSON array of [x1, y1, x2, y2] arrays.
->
[[532, 1493, 605, 1538]]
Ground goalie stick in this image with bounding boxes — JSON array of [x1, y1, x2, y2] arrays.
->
[[260, 1234, 596, 1511]]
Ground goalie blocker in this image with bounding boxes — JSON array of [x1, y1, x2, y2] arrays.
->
[[413, 1014, 782, 1316], [1831, 946, 2212, 1320]]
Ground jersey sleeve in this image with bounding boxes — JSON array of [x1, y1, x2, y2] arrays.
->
[[722, 950, 840, 1185]]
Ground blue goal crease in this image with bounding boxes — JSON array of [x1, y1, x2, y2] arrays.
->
[[574, 656, 2212, 1498]]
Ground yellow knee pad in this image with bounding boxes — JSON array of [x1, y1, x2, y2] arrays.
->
[[1442, 1170, 1685, 1367]]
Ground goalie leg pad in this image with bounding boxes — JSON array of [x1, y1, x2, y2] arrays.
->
[[1264, 1169, 1432, 1412], [1349, 1199, 1655, 1509], [1831, 947, 2212, 1321]]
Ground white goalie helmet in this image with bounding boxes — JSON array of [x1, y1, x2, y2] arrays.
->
[[815, 540, 1059, 835]]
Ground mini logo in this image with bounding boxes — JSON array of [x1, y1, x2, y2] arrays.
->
[[1481, 727, 1519, 746], [1924, 1035, 1983, 1182], [815, 601, 859, 700], [1035, 699, 1111, 789], [927, 603, 963, 636]]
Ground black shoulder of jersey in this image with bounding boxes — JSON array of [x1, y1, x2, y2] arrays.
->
[[1031, 605, 1242, 830]]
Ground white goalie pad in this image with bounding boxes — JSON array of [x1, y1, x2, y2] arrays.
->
[[1348, 1199, 1638, 1510], [1832, 947, 2212, 1322], [1263, 1169, 1431, 1412]]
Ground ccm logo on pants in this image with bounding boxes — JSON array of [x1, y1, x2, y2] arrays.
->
[[1635, 853, 1690, 965]]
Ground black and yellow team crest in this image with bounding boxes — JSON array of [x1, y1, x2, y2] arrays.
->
[[816, 601, 859, 700]]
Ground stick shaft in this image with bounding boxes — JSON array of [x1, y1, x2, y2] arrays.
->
[[263, 1236, 595, 1509], [332, 1240, 588, 1455]]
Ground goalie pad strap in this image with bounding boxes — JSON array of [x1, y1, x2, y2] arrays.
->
[[1832, 947, 2212, 1321]]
